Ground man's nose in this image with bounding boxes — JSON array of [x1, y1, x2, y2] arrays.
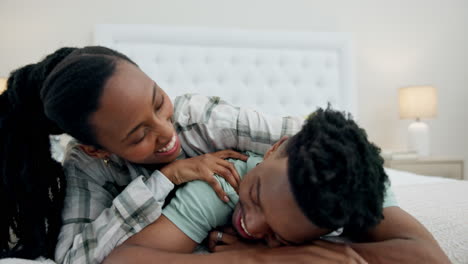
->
[[265, 233, 282, 248], [245, 212, 270, 239]]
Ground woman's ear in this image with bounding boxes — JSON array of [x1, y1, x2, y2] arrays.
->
[[79, 144, 111, 159]]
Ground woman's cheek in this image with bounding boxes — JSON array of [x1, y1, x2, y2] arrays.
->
[[163, 95, 174, 118], [126, 141, 155, 162]]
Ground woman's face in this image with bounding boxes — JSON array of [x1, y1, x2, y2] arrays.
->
[[89, 60, 182, 164]]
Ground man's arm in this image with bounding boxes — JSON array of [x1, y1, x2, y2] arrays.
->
[[348, 206, 450, 264], [124, 215, 198, 253], [107, 228, 368, 264], [120, 168, 241, 252], [104, 244, 247, 264]]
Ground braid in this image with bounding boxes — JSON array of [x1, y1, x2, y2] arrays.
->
[[0, 45, 135, 259], [0, 47, 75, 258]]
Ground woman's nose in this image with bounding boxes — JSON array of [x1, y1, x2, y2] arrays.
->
[[153, 117, 173, 141]]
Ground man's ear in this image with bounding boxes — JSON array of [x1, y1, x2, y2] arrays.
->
[[79, 144, 111, 159], [264, 136, 289, 159]]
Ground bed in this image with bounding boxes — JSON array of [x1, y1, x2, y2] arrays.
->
[[2, 25, 466, 264]]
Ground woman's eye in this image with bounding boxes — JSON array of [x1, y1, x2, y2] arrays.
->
[[132, 131, 147, 145], [132, 137, 144, 145], [155, 95, 165, 112]]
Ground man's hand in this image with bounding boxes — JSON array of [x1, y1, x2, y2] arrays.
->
[[207, 226, 367, 264], [242, 240, 368, 264], [208, 227, 267, 252], [105, 239, 368, 264]]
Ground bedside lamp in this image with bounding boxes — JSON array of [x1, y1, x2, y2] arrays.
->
[[399, 86, 437, 156], [0, 78, 7, 94]]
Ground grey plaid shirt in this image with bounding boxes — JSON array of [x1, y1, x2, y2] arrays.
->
[[55, 94, 304, 264]]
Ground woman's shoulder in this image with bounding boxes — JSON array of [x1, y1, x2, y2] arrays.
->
[[63, 139, 97, 167], [173, 93, 222, 112], [62, 140, 152, 189], [173, 93, 239, 126], [62, 140, 123, 183]]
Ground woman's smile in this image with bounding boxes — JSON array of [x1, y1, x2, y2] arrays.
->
[[154, 134, 180, 156]]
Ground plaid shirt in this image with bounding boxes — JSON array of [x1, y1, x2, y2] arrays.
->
[[55, 94, 304, 264]]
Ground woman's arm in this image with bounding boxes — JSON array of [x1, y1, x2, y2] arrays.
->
[[173, 94, 304, 155], [56, 165, 173, 264], [56, 143, 246, 264]]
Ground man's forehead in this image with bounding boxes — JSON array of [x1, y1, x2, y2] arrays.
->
[[275, 137, 291, 157], [257, 157, 291, 198], [259, 156, 324, 242], [261, 156, 288, 179]]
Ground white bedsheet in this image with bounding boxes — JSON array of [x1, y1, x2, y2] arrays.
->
[[0, 258, 53, 264], [393, 181, 468, 264], [386, 167, 456, 186]]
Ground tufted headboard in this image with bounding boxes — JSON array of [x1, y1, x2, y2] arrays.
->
[[94, 24, 356, 117]]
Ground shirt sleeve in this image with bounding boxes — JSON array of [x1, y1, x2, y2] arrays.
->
[[55, 163, 173, 264], [383, 184, 398, 208], [173, 94, 304, 156], [162, 178, 237, 243]]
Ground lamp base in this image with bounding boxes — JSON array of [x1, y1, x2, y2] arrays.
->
[[407, 120, 430, 156]]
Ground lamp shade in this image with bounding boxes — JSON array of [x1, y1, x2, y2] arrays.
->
[[399, 86, 437, 119], [0, 78, 7, 94]]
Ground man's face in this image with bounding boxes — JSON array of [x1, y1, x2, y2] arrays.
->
[[232, 138, 331, 247]]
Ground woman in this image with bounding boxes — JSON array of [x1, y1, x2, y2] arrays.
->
[[0, 46, 303, 262]]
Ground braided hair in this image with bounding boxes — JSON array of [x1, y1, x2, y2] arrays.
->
[[286, 107, 389, 234], [0, 46, 135, 259]]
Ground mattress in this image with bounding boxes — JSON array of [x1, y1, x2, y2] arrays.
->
[[393, 181, 468, 263]]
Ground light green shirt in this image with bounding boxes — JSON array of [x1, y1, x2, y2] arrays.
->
[[163, 152, 398, 243]]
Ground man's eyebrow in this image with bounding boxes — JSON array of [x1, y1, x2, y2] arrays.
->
[[121, 84, 157, 142]]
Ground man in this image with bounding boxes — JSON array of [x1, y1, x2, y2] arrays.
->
[[104, 108, 449, 264]]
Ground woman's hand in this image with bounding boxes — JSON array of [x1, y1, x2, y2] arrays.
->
[[160, 150, 248, 202]]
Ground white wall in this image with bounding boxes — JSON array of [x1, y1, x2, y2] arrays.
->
[[1, 0, 467, 179]]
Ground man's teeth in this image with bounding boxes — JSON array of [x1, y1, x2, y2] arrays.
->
[[156, 135, 176, 153], [241, 217, 253, 237]]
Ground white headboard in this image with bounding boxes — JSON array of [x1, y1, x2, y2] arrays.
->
[[94, 24, 356, 117]]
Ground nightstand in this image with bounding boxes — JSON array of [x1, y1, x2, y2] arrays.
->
[[384, 157, 464, 180]]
